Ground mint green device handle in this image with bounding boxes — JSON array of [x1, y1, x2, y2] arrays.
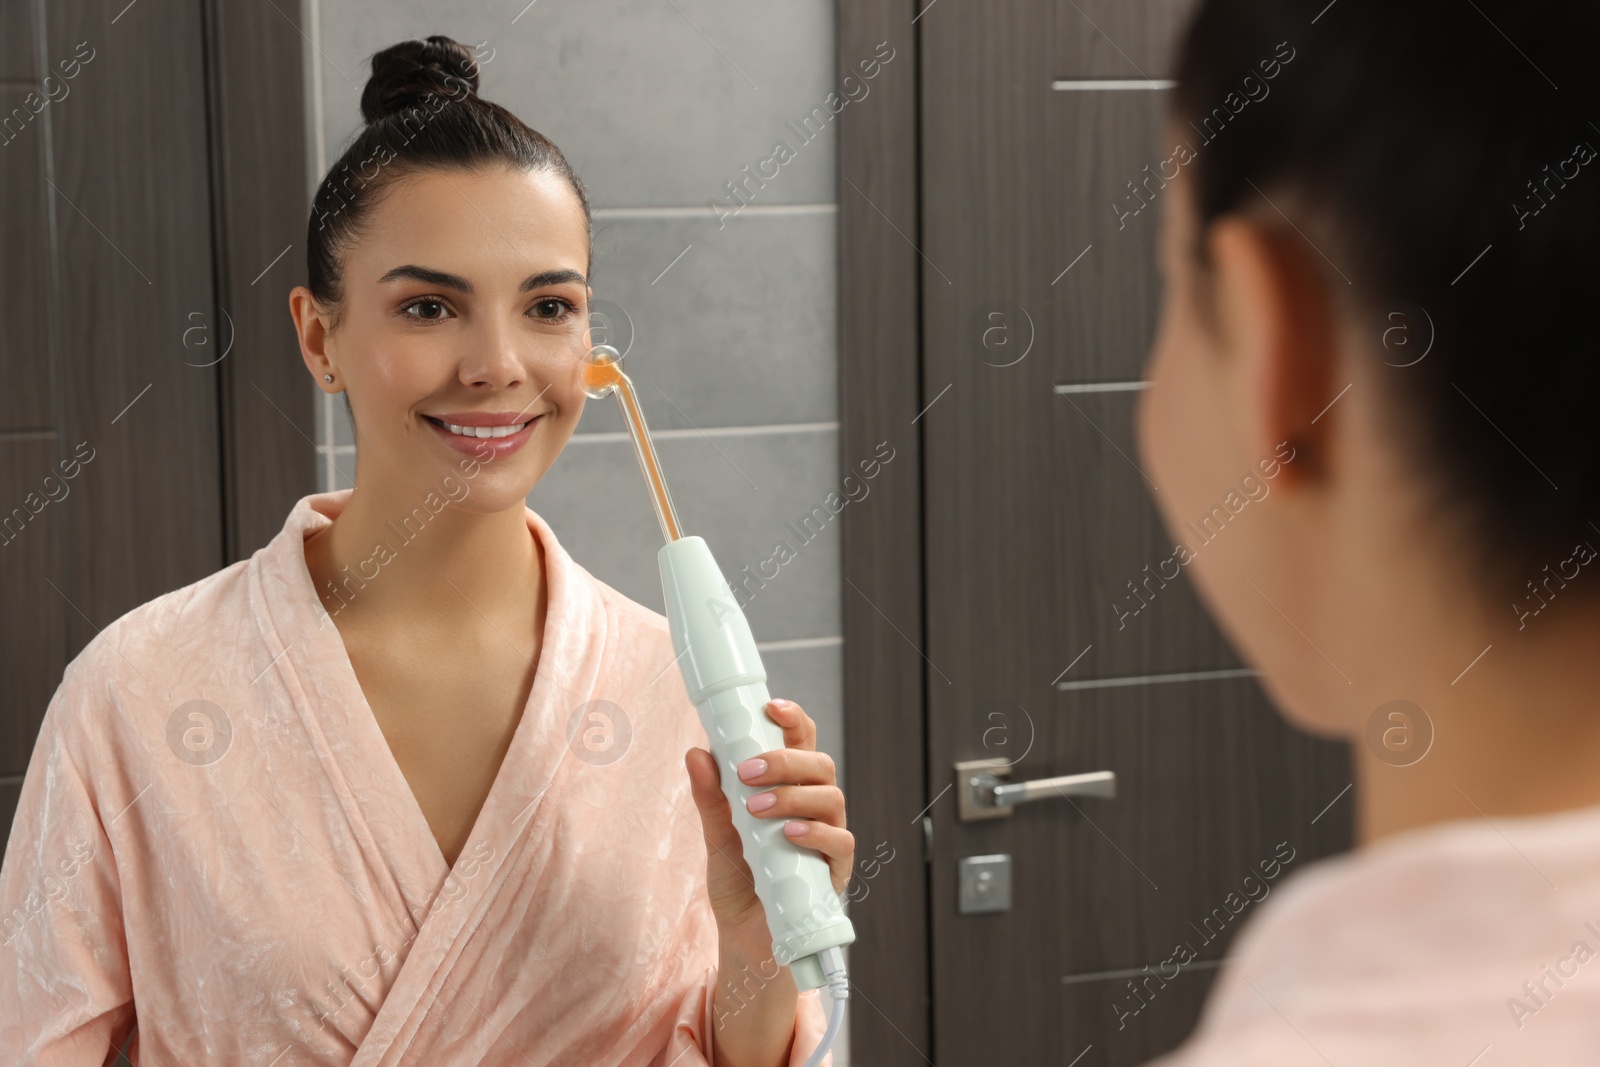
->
[[658, 537, 856, 991]]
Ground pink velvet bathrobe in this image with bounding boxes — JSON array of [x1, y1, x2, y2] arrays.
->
[[1149, 803, 1600, 1065], [0, 489, 828, 1065]]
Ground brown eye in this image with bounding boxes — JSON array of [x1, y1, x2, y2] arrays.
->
[[401, 298, 452, 322], [532, 297, 575, 322]]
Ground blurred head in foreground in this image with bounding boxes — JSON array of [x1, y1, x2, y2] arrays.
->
[[1138, 0, 1600, 841]]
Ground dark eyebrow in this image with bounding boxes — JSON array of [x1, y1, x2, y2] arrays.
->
[[376, 264, 587, 294]]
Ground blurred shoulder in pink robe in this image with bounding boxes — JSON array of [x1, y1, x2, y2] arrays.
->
[[1147, 805, 1600, 1066], [0, 489, 829, 1066]]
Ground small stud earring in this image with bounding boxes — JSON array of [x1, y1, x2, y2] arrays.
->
[[324, 374, 334, 383]]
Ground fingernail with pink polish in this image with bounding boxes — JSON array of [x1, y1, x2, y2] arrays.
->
[[737, 758, 767, 781], [746, 791, 777, 812], [784, 821, 809, 837]]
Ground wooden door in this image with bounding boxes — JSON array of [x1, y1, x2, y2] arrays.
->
[[840, 2, 1354, 1064], [0, 0, 312, 856]]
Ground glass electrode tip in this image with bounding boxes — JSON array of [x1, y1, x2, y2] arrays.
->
[[581, 343, 624, 399]]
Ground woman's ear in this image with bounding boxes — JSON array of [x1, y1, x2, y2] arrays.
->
[[289, 286, 341, 393], [1206, 212, 1341, 486]]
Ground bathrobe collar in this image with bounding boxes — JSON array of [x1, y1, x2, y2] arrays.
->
[[250, 488, 608, 924]]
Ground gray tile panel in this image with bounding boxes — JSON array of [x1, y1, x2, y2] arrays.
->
[[528, 427, 846, 644], [314, 0, 839, 209], [581, 209, 838, 433]]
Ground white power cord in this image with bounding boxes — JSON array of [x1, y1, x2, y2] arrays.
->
[[801, 946, 850, 1067]]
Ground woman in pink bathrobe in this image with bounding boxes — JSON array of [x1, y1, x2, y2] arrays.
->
[[0, 36, 845, 1066], [1137, 0, 1600, 1063]]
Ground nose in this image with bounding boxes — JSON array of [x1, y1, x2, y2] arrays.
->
[[458, 320, 525, 391]]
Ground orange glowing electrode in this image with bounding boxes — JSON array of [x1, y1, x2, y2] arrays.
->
[[581, 345, 683, 543]]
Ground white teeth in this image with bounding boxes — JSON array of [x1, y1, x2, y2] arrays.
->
[[439, 419, 529, 438]]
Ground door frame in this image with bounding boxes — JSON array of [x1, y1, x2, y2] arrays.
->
[[837, 0, 933, 1061], [205, 0, 318, 561]]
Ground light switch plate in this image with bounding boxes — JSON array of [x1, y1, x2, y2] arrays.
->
[[958, 853, 1012, 915]]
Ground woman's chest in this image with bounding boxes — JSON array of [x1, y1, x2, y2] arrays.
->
[[107, 642, 707, 1063], [344, 632, 540, 867]]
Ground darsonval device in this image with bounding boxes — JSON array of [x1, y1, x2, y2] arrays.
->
[[581, 344, 854, 1066]]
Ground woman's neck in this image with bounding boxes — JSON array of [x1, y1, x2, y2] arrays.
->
[[1354, 598, 1600, 846], [304, 484, 543, 634]]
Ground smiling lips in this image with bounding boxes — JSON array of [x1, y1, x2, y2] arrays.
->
[[423, 410, 541, 457]]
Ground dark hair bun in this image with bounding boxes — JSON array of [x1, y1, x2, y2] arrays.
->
[[360, 36, 481, 125]]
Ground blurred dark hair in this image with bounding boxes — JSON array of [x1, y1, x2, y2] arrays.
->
[[306, 35, 592, 333], [1172, 0, 1600, 590]]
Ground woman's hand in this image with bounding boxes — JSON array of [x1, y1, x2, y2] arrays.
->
[[685, 697, 853, 1067], [685, 696, 854, 935]]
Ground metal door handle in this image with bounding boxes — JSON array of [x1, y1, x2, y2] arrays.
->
[[955, 758, 1117, 821]]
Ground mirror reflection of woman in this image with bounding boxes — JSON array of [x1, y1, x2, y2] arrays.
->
[[0, 36, 849, 1066]]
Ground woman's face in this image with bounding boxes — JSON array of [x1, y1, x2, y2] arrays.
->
[[1139, 166, 1240, 562], [299, 165, 593, 512], [1137, 156, 1350, 737]]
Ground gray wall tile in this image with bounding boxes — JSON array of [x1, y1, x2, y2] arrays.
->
[[528, 428, 845, 644], [579, 208, 838, 433], [328, 445, 356, 491], [332, 395, 354, 447], [315, 0, 839, 209]]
